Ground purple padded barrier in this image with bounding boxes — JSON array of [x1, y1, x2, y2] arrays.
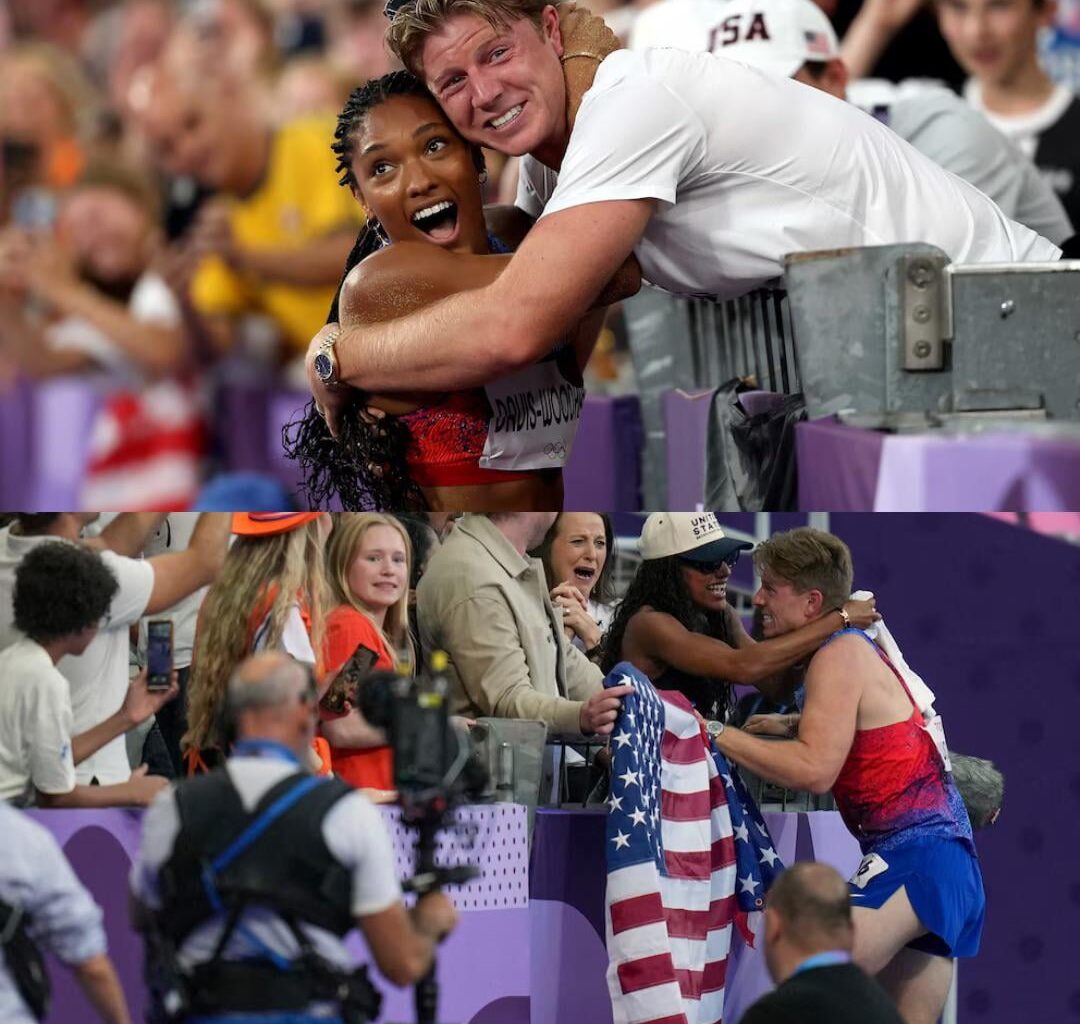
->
[[873, 431, 1080, 510], [28, 377, 102, 510], [795, 418, 884, 511], [563, 395, 643, 511], [796, 419, 1080, 511], [0, 375, 33, 505], [662, 389, 714, 510], [219, 383, 273, 475], [29, 804, 530, 1024], [266, 388, 309, 500]]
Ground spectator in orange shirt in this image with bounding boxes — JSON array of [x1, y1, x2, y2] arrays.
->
[[320, 513, 413, 794]]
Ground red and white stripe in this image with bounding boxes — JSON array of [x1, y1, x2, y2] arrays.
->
[[606, 694, 737, 1024]]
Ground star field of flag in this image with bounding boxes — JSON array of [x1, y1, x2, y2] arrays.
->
[[603, 663, 784, 1024]]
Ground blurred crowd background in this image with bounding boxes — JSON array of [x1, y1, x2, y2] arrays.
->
[[1, 0, 1078, 511]]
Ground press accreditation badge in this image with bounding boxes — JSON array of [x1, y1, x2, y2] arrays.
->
[[479, 360, 585, 472]]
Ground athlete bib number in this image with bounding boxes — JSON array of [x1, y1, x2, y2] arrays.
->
[[850, 853, 890, 889], [479, 360, 585, 472]]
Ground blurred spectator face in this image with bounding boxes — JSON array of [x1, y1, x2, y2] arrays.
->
[[0, 54, 72, 144], [57, 185, 156, 287], [276, 59, 350, 118], [548, 513, 608, 600], [135, 72, 244, 189], [349, 92, 489, 254], [936, 0, 1051, 84], [330, 0, 397, 80], [346, 523, 409, 612], [108, 0, 175, 114]]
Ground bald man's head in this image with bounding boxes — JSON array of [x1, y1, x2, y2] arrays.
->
[[763, 862, 854, 983], [225, 653, 317, 755]]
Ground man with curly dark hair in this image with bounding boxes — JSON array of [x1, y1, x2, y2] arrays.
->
[[0, 543, 176, 807]]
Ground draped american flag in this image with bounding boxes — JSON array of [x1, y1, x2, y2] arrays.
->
[[604, 664, 784, 1024]]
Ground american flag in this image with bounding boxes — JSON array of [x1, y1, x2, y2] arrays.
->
[[605, 663, 784, 1024], [803, 29, 833, 56]]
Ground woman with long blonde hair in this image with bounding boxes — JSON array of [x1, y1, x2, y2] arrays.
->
[[320, 512, 413, 793], [184, 512, 332, 772]]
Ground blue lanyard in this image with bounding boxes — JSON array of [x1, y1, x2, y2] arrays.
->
[[793, 951, 852, 975], [232, 740, 303, 766]]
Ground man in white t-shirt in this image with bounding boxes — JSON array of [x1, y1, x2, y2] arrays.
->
[[631, 0, 1074, 244], [131, 653, 458, 1021], [0, 542, 175, 807], [839, 0, 1080, 239], [0, 512, 230, 786], [306, 0, 1061, 427]]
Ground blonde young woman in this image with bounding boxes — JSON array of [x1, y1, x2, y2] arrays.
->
[[320, 512, 413, 793], [183, 512, 333, 774]]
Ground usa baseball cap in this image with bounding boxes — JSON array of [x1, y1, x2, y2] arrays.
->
[[712, 0, 840, 79], [639, 513, 753, 563]]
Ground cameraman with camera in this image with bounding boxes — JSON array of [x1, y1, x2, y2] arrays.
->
[[130, 652, 457, 1024]]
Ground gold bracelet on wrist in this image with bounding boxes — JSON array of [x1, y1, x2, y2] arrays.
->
[[560, 50, 608, 62]]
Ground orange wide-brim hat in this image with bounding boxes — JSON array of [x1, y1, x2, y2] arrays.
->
[[231, 512, 323, 537]]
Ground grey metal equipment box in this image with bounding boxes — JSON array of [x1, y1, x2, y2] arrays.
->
[[784, 244, 1080, 428]]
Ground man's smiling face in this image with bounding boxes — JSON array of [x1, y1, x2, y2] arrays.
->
[[418, 8, 569, 160]]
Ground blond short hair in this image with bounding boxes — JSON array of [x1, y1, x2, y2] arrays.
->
[[386, 0, 549, 74], [753, 527, 853, 613]]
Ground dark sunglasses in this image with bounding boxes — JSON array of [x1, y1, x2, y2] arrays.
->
[[679, 550, 741, 573]]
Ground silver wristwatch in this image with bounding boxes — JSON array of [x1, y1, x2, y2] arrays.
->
[[705, 719, 725, 740], [313, 326, 342, 386]]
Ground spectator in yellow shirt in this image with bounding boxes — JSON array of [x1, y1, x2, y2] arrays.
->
[[131, 27, 362, 362]]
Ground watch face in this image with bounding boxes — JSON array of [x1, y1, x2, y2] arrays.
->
[[313, 351, 333, 382]]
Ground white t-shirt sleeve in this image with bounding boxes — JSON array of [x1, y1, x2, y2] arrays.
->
[[22, 820, 106, 965], [323, 795, 402, 917], [540, 62, 707, 219], [99, 550, 155, 628], [281, 605, 317, 664], [28, 672, 76, 795], [130, 272, 182, 328]]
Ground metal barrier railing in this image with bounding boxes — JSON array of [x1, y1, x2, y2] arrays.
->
[[687, 289, 801, 396]]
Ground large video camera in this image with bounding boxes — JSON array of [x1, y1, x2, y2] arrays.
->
[[357, 652, 488, 1024], [357, 651, 488, 825]]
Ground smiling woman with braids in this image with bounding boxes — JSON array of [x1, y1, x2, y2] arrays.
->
[[284, 64, 639, 511]]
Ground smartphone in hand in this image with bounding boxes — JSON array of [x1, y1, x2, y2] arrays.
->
[[320, 644, 379, 715], [146, 620, 174, 691]]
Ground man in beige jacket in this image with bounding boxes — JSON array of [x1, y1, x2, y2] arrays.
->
[[417, 514, 630, 736]]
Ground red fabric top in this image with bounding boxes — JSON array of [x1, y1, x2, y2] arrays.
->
[[321, 604, 395, 792], [399, 390, 533, 487]]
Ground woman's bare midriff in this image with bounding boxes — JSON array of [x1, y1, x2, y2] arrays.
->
[[423, 472, 564, 512]]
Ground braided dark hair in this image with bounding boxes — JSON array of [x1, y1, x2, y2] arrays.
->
[[331, 70, 434, 191], [600, 555, 736, 721], [284, 71, 443, 511]]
